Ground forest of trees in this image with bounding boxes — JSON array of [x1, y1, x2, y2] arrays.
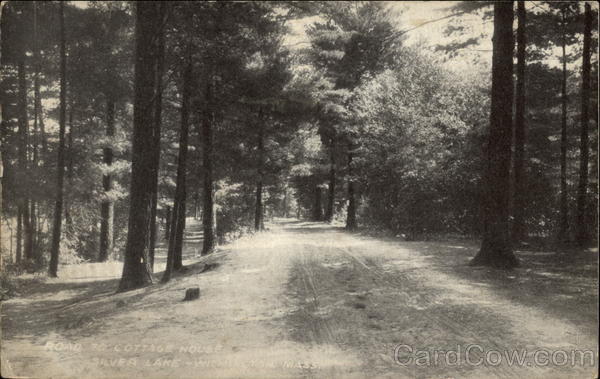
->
[[0, 1, 597, 290]]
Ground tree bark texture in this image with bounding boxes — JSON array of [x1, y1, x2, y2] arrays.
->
[[512, 0, 527, 244], [163, 53, 192, 282], [470, 2, 519, 269], [49, 2, 67, 277], [558, 8, 570, 242], [99, 100, 115, 262], [201, 78, 216, 256], [576, 3, 592, 245], [118, 2, 166, 291]]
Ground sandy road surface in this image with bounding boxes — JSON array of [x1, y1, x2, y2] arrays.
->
[[1, 219, 598, 378], [282, 221, 598, 378]]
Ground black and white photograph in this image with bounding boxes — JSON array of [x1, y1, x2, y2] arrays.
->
[[0, 1, 598, 378]]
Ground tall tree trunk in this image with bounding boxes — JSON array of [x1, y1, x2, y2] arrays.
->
[[29, 1, 41, 262], [163, 53, 192, 282], [31, 97, 39, 260], [283, 186, 288, 218], [255, 181, 264, 230], [64, 105, 74, 228], [118, 2, 165, 292], [148, 17, 166, 270], [313, 184, 323, 221], [35, 86, 47, 158], [164, 205, 171, 240], [17, 60, 33, 261], [30, 200, 37, 262], [16, 209, 22, 265], [173, 201, 185, 270], [0, 151, 2, 250], [325, 140, 336, 222], [49, 2, 67, 277], [254, 112, 264, 231], [470, 2, 519, 269], [511, 0, 527, 244], [558, 9, 570, 242], [201, 77, 216, 256], [1, 109, 5, 247], [33, 1, 48, 159], [30, 3, 40, 262], [99, 100, 115, 262], [165, 203, 182, 282], [30, 142, 38, 261], [576, 3, 592, 246], [345, 142, 357, 230]]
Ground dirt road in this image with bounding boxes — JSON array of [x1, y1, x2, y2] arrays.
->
[[2, 219, 598, 378]]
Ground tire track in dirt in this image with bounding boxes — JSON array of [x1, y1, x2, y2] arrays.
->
[[337, 244, 526, 378], [342, 244, 532, 379]]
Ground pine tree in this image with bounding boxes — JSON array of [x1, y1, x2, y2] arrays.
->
[[118, 2, 166, 291], [470, 2, 519, 269], [511, 0, 527, 244], [575, 3, 592, 246], [306, 2, 399, 230], [163, 41, 193, 282], [49, 1, 67, 277]]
